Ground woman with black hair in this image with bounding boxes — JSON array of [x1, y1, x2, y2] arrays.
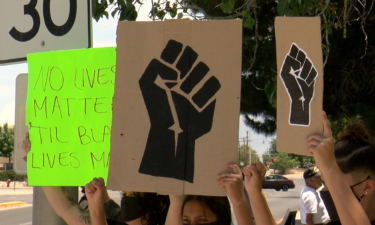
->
[[306, 112, 375, 225], [181, 195, 232, 225], [120, 192, 170, 225]]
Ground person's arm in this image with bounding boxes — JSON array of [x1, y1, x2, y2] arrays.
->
[[306, 111, 371, 225], [85, 178, 108, 225], [165, 195, 184, 225], [216, 164, 254, 225], [42, 186, 91, 225], [305, 213, 315, 225], [243, 162, 277, 225]]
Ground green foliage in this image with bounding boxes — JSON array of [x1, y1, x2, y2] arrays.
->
[[277, 0, 289, 16], [237, 144, 260, 168], [0, 123, 14, 163], [0, 170, 27, 181], [274, 152, 300, 174], [264, 82, 276, 108], [263, 139, 300, 173], [243, 13, 255, 29], [220, 0, 235, 14], [289, 154, 315, 168], [92, 0, 138, 22]]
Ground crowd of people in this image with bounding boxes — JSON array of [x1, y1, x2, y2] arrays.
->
[[22, 111, 375, 225]]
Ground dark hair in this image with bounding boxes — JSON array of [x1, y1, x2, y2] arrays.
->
[[181, 195, 232, 225], [121, 192, 170, 225], [335, 121, 375, 175]]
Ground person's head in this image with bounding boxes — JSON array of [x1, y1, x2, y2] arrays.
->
[[334, 121, 375, 204], [303, 166, 322, 189], [121, 192, 170, 225], [181, 195, 231, 225]]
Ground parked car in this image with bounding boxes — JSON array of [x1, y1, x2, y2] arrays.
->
[[262, 174, 295, 191]]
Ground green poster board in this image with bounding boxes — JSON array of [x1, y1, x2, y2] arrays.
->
[[26, 47, 116, 186]]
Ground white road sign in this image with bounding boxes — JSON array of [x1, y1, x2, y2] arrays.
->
[[0, 0, 92, 64]]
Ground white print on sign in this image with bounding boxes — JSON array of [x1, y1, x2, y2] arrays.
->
[[279, 43, 318, 127]]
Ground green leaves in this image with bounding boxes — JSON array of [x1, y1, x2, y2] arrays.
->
[[92, 0, 109, 22], [277, 0, 289, 16], [277, 0, 314, 17], [243, 13, 255, 29], [119, 3, 138, 21], [220, 0, 235, 14], [264, 82, 276, 108], [165, 1, 178, 18]]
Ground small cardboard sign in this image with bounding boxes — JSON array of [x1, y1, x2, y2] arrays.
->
[[275, 17, 323, 155], [107, 19, 242, 195], [25, 48, 116, 186]]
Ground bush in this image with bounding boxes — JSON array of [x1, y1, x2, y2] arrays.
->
[[0, 170, 27, 181]]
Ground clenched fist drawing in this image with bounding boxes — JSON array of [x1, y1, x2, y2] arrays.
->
[[138, 40, 221, 183], [280, 43, 318, 126]]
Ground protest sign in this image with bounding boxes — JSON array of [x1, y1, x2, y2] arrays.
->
[[107, 19, 242, 195], [275, 17, 323, 155], [26, 47, 116, 186]]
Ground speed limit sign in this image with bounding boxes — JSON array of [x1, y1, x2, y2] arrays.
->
[[0, 0, 92, 64]]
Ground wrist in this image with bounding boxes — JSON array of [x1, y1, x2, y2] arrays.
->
[[245, 186, 262, 195], [230, 195, 248, 206]]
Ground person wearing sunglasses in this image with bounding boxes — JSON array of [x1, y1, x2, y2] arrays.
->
[[306, 112, 375, 225], [299, 166, 330, 225]]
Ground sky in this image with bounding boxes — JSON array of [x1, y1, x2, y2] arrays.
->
[[0, 1, 274, 160]]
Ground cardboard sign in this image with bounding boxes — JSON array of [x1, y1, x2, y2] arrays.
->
[[275, 17, 323, 155], [26, 48, 116, 186], [107, 20, 242, 195]]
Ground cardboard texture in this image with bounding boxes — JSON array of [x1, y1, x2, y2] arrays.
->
[[107, 20, 242, 195], [275, 17, 323, 156]]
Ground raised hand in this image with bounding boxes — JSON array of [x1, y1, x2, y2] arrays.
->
[[243, 162, 267, 193], [85, 177, 105, 207], [305, 111, 335, 172], [138, 40, 221, 183], [217, 164, 254, 225], [216, 164, 245, 204], [280, 43, 318, 126]]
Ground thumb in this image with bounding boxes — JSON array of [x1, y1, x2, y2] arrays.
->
[[248, 165, 260, 178], [98, 177, 105, 187]]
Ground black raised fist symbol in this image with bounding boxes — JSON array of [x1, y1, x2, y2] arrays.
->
[[280, 43, 318, 126], [138, 40, 221, 183]]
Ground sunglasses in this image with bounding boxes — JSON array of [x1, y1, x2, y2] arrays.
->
[[350, 175, 370, 202]]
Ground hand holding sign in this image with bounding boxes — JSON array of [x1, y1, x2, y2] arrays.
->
[[280, 43, 318, 126], [138, 40, 221, 183]]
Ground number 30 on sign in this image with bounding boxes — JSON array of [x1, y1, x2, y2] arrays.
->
[[0, 0, 91, 64]]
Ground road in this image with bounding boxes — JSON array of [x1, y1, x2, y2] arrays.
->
[[265, 178, 304, 221], [0, 178, 304, 224]]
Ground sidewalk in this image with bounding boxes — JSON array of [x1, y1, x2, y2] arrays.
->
[[0, 187, 33, 196]]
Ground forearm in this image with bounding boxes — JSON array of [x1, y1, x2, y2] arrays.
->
[[42, 186, 89, 225], [42, 187, 76, 217], [323, 165, 370, 225], [247, 189, 277, 225], [89, 203, 107, 225], [165, 195, 184, 225], [231, 197, 254, 225]]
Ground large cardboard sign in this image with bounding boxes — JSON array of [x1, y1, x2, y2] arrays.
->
[[275, 17, 323, 155], [25, 48, 116, 186], [107, 20, 242, 195]]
